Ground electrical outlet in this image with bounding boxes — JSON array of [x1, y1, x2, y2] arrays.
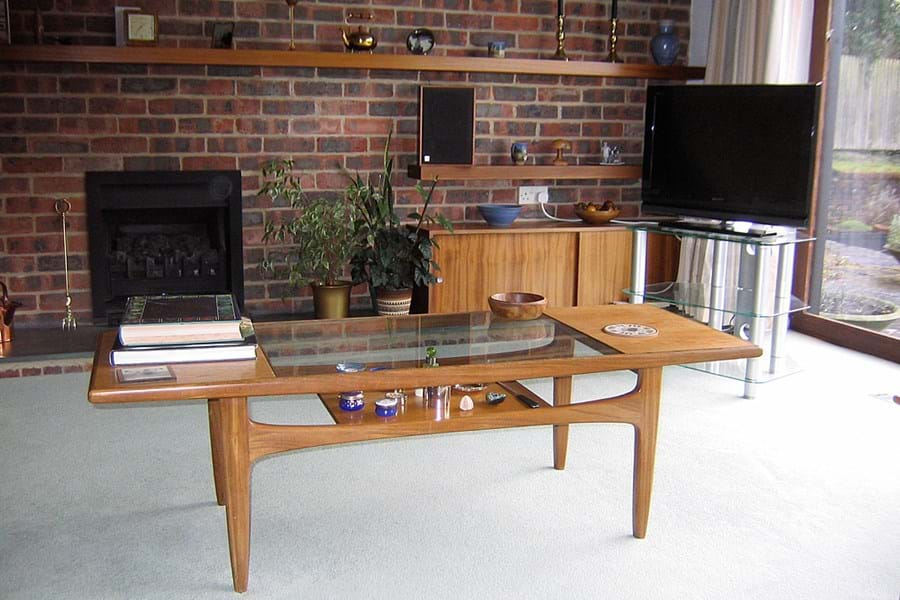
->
[[518, 186, 549, 205]]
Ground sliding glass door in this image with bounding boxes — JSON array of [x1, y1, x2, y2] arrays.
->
[[797, 0, 900, 362]]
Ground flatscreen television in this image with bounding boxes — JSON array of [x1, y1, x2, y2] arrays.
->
[[641, 84, 821, 228]]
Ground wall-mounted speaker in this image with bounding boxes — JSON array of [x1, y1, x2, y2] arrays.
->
[[418, 86, 475, 165]]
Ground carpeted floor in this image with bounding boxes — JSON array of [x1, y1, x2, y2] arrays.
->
[[1, 331, 898, 599]]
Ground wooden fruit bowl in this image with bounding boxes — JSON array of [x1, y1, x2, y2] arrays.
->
[[488, 292, 547, 320], [574, 205, 620, 224]]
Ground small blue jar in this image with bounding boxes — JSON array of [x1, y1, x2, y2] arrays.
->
[[650, 20, 679, 66], [374, 397, 398, 417], [339, 391, 365, 412]]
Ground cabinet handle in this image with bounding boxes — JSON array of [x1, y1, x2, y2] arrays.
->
[[436, 277, 444, 284]]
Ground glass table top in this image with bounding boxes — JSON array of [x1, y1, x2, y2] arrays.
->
[[254, 311, 619, 377]]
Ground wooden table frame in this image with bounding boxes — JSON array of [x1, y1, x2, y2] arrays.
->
[[89, 305, 759, 593]]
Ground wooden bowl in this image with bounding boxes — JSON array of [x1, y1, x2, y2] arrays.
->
[[488, 292, 547, 320], [574, 205, 620, 225]]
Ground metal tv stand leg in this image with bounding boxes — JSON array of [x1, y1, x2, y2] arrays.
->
[[630, 229, 647, 304]]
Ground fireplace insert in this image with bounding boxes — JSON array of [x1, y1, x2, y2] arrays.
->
[[86, 170, 244, 325]]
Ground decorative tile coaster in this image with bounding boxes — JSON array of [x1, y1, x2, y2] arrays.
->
[[602, 323, 659, 337]]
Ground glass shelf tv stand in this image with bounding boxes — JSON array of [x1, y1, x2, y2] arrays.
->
[[624, 223, 815, 398]]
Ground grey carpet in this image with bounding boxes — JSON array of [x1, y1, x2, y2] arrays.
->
[[1, 331, 898, 599]]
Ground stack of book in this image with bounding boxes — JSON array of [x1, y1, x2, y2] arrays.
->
[[110, 294, 257, 366]]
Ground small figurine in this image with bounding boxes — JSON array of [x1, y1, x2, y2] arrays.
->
[[459, 395, 474, 411], [552, 139, 571, 166]]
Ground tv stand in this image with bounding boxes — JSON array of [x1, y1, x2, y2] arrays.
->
[[625, 224, 814, 398]]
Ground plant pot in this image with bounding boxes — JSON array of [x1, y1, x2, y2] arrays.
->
[[311, 281, 352, 319], [820, 292, 900, 332], [374, 287, 413, 316]]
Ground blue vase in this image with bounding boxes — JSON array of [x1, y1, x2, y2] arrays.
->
[[650, 20, 679, 66]]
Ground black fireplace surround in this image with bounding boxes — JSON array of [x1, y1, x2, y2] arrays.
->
[[86, 170, 244, 325]]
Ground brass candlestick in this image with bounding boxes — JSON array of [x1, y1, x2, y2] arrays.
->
[[54, 198, 77, 330], [285, 0, 298, 50], [554, 14, 568, 61], [606, 17, 622, 63]]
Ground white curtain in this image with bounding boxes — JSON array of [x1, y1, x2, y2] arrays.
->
[[676, 0, 814, 323]]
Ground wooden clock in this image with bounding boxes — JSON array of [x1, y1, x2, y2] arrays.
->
[[125, 11, 158, 46]]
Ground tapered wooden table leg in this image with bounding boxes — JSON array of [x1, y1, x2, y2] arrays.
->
[[219, 397, 251, 593], [553, 376, 573, 470], [208, 399, 226, 506], [632, 368, 662, 538]]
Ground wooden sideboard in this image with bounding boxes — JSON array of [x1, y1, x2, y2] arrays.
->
[[423, 223, 635, 314]]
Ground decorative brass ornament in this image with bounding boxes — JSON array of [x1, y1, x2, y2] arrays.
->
[[342, 12, 376, 53]]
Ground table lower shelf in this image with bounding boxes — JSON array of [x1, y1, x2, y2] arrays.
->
[[319, 381, 549, 425]]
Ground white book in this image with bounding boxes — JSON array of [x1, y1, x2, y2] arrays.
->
[[110, 336, 257, 366]]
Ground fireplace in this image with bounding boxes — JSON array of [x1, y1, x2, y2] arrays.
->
[[86, 170, 244, 325]]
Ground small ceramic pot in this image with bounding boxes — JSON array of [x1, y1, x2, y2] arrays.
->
[[488, 41, 506, 58], [650, 20, 679, 66], [339, 391, 365, 412], [510, 142, 528, 165]]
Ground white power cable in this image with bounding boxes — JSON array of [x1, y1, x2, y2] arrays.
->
[[540, 201, 581, 222]]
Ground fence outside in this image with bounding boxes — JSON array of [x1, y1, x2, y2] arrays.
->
[[834, 56, 899, 151]]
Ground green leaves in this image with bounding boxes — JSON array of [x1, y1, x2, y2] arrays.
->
[[259, 159, 362, 289]]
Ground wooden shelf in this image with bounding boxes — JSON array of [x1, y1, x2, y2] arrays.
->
[[408, 164, 642, 181], [0, 45, 706, 80]]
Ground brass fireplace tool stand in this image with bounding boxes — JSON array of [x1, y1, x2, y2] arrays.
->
[[55, 198, 77, 330]]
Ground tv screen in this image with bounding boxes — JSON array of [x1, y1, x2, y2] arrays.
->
[[641, 84, 820, 228]]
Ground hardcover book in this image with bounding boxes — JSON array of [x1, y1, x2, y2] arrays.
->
[[118, 294, 244, 346], [110, 335, 258, 366]]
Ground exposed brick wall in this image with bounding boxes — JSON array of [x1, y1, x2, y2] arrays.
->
[[1, 0, 691, 325]]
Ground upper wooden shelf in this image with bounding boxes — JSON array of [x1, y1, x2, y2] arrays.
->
[[408, 164, 642, 181], [0, 45, 706, 80]]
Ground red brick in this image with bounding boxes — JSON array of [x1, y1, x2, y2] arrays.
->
[[208, 99, 262, 115], [33, 176, 84, 194], [177, 118, 235, 134], [6, 237, 63, 254], [88, 98, 147, 114], [90, 137, 148, 153], [343, 118, 396, 135], [319, 100, 366, 116], [0, 177, 29, 193], [118, 118, 177, 134], [148, 98, 204, 114], [58, 116, 117, 135], [236, 118, 288, 135], [179, 79, 237, 95], [291, 118, 341, 134], [3, 216, 35, 234], [63, 156, 123, 172], [27, 98, 86, 114], [2, 157, 63, 173], [59, 77, 119, 94], [182, 156, 238, 170]]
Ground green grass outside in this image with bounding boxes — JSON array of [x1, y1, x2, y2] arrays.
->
[[832, 151, 900, 175]]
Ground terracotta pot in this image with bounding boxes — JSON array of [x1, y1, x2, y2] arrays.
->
[[311, 281, 352, 319], [374, 287, 413, 316]]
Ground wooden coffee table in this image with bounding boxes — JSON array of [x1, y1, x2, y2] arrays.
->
[[88, 304, 759, 593]]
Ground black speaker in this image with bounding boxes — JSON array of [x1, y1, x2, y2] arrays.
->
[[418, 86, 475, 165]]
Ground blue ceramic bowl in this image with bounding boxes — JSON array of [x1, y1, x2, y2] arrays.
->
[[477, 204, 522, 227]]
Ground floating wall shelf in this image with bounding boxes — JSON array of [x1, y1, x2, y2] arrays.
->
[[0, 46, 706, 80], [408, 164, 642, 181]]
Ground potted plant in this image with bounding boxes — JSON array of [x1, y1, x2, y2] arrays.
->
[[259, 158, 362, 319], [347, 132, 453, 315]]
